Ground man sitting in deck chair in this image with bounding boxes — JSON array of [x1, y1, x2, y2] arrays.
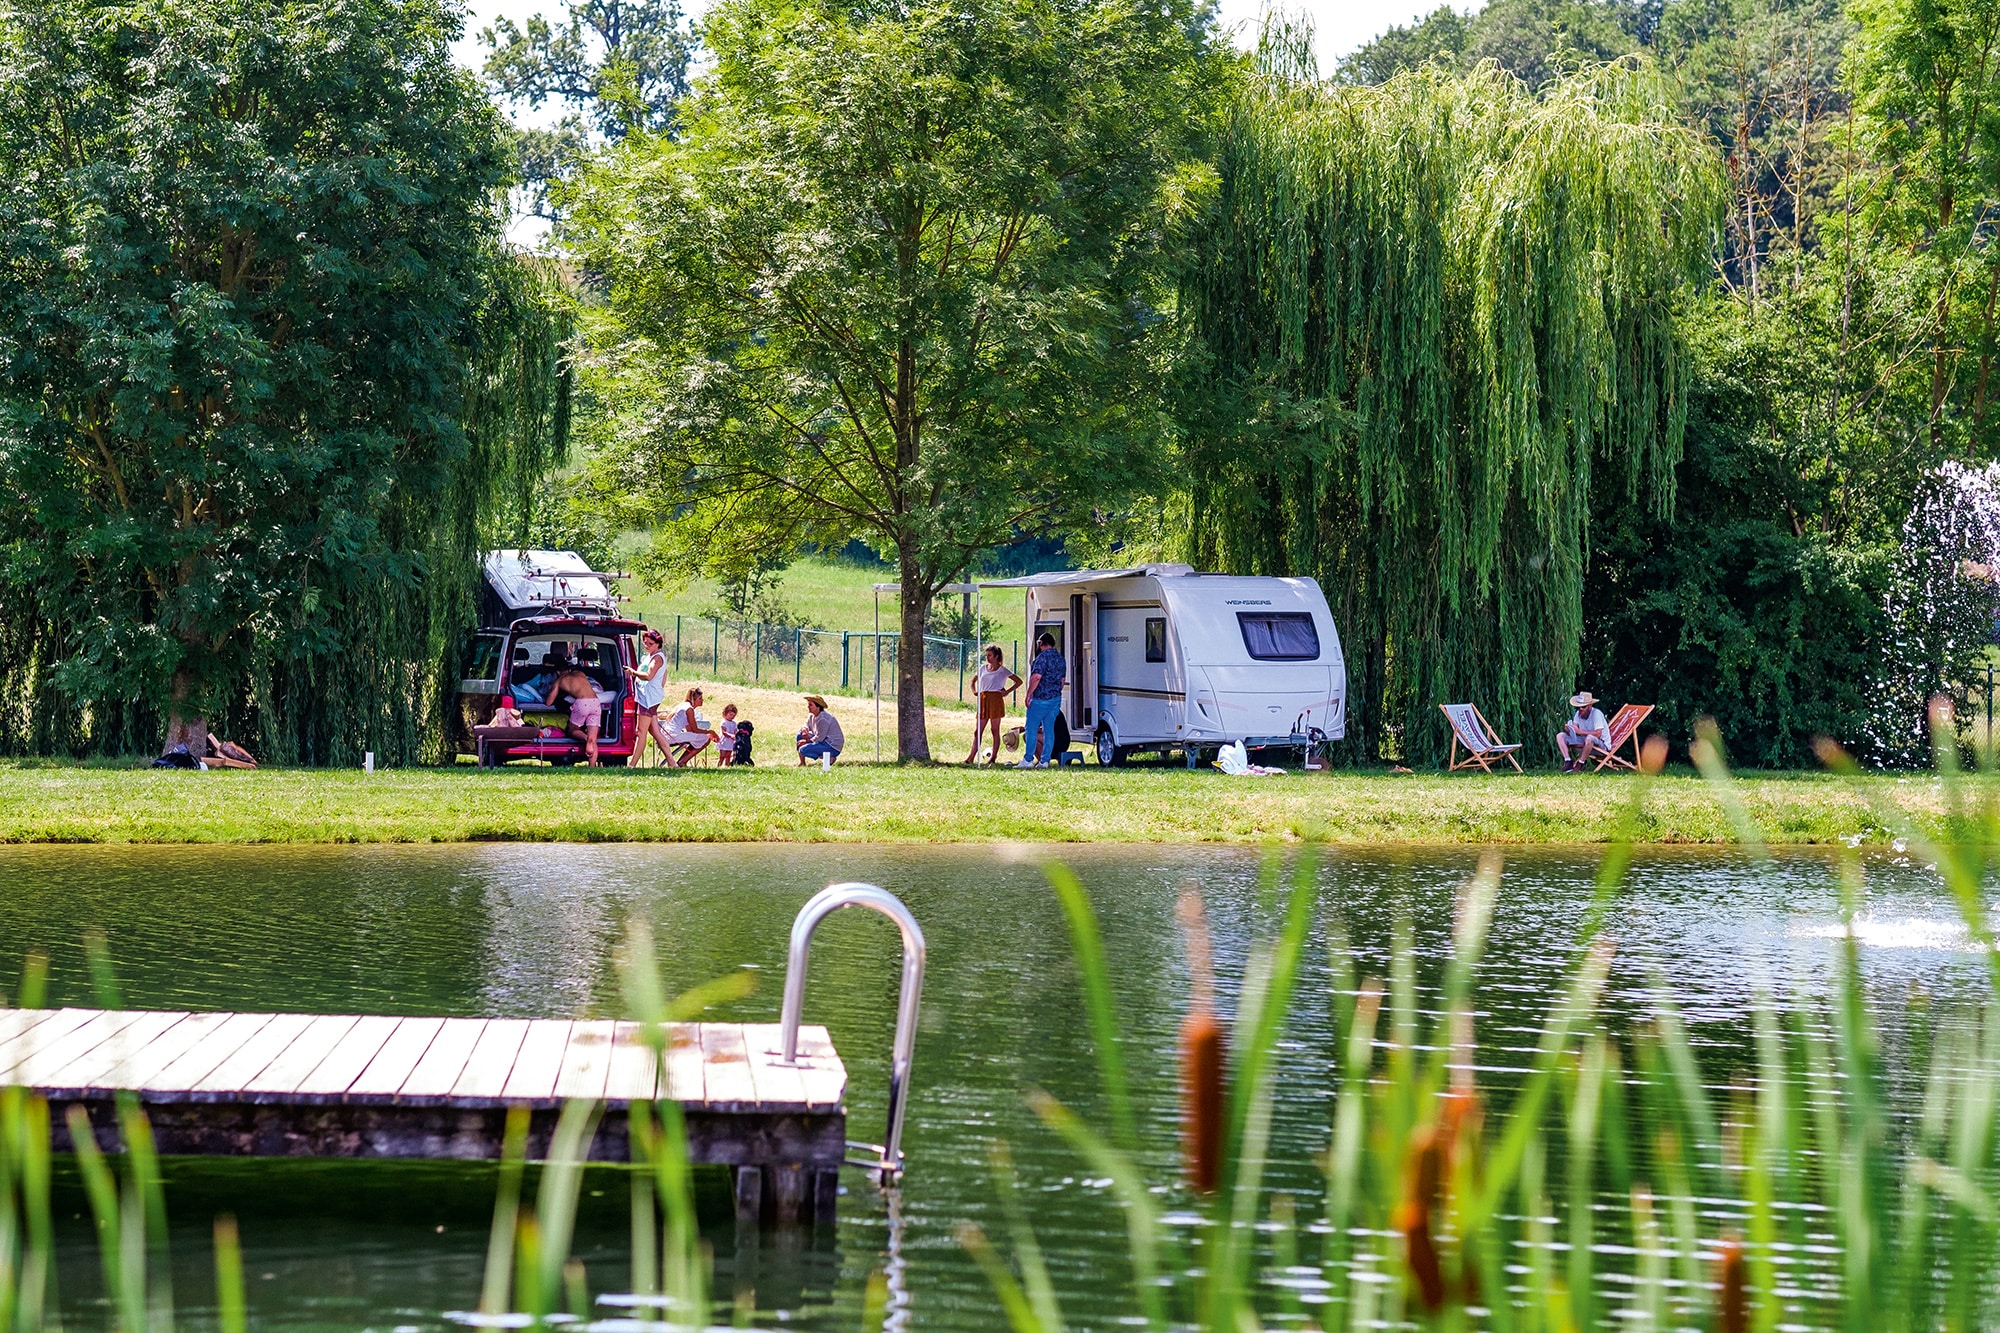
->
[[1555, 692, 1612, 773]]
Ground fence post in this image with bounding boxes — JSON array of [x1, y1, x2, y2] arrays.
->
[[958, 639, 966, 702], [712, 619, 720, 674], [755, 622, 762, 680], [1012, 639, 1018, 674], [674, 615, 681, 671], [841, 631, 850, 691], [1989, 662, 1994, 751], [796, 628, 803, 686]]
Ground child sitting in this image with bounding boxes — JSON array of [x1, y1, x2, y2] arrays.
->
[[491, 697, 524, 728]]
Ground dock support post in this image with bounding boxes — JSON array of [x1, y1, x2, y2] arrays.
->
[[734, 1165, 762, 1223], [767, 1164, 807, 1224], [812, 1168, 838, 1222]]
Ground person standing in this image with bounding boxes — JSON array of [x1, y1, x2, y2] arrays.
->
[[1555, 691, 1611, 772], [718, 704, 740, 766], [964, 644, 1023, 764], [1020, 631, 1065, 768], [797, 695, 844, 765], [625, 629, 671, 767]]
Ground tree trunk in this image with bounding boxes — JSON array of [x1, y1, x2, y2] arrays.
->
[[896, 563, 933, 762], [164, 665, 209, 762]]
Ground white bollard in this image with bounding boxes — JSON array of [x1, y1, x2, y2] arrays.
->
[[821, 751, 832, 771], [364, 751, 375, 774]]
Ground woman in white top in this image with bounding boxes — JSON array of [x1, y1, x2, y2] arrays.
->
[[625, 629, 672, 767], [964, 644, 1023, 764], [664, 687, 720, 766]]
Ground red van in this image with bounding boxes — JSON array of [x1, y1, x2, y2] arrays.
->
[[457, 551, 642, 765]]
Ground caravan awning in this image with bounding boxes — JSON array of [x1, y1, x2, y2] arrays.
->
[[978, 565, 1194, 588]]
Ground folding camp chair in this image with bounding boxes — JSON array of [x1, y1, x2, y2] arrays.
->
[[1591, 703, 1655, 772], [1439, 703, 1524, 773]]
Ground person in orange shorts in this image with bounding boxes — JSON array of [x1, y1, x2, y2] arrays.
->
[[964, 644, 1023, 765]]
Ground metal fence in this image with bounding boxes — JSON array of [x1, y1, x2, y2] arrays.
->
[[656, 615, 1021, 704]]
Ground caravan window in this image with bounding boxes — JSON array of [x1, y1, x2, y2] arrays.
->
[[1237, 612, 1319, 661], [1145, 618, 1166, 662]]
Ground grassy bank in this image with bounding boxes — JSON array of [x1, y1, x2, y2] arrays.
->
[[624, 554, 1033, 648], [0, 761, 1947, 845]]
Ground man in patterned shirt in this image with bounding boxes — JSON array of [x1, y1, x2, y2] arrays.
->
[[1019, 631, 1066, 768]]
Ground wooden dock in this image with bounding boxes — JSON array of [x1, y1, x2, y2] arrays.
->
[[0, 1007, 848, 1224]]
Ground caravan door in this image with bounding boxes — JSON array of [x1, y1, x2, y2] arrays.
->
[[1070, 592, 1099, 732]]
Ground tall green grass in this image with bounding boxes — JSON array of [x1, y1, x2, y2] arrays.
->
[[974, 719, 2000, 1330], [7, 710, 2000, 1330]]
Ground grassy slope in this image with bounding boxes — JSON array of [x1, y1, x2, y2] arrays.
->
[[0, 762, 1945, 845], [626, 556, 1033, 649]]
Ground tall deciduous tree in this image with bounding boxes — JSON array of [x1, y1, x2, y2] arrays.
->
[[1847, 0, 2000, 452], [567, 0, 1225, 760], [482, 0, 695, 214], [0, 0, 570, 763], [1180, 52, 1723, 764]]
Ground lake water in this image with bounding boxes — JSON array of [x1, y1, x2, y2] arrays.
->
[[0, 842, 1988, 1331]]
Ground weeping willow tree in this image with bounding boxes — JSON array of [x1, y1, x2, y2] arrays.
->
[[1181, 48, 1723, 764], [0, 0, 572, 765]]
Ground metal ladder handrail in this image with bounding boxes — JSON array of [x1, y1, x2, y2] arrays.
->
[[777, 883, 926, 1183]]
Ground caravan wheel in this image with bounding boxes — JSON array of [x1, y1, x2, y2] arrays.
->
[[1095, 728, 1128, 767]]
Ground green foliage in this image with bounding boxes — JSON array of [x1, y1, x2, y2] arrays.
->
[[482, 0, 695, 215], [1340, 0, 1650, 87], [0, 0, 572, 764], [1845, 0, 2000, 454], [1180, 50, 1723, 765], [1584, 301, 1894, 766], [564, 0, 1227, 758]]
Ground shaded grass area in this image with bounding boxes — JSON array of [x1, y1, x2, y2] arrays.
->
[[0, 762, 1942, 845]]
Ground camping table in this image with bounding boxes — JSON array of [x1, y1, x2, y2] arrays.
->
[[473, 724, 543, 767]]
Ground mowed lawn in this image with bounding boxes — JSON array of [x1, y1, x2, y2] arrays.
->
[[0, 759, 1958, 846]]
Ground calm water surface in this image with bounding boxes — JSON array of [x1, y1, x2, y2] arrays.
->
[[0, 842, 1988, 1331]]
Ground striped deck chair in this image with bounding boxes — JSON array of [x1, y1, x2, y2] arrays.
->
[[1440, 703, 1524, 773], [1592, 703, 1656, 772]]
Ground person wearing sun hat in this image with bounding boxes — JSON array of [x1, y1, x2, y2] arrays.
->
[[796, 694, 844, 766], [1555, 691, 1611, 773]]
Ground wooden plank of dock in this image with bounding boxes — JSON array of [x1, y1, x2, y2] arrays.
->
[[3, 1009, 850, 1224]]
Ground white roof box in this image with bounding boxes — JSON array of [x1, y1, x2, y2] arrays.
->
[[483, 549, 624, 617]]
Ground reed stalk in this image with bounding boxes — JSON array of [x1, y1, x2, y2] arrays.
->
[[975, 732, 2000, 1330]]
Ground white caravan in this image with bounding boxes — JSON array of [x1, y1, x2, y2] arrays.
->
[[981, 565, 1345, 766]]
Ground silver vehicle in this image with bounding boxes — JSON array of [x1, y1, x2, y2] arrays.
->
[[981, 565, 1346, 767]]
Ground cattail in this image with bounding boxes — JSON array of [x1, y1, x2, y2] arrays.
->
[[1178, 891, 1226, 1194], [1394, 1125, 1448, 1311], [1716, 1237, 1746, 1333], [1639, 734, 1668, 775]]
